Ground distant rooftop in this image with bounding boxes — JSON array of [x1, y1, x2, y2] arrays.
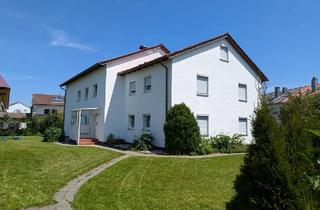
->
[[268, 84, 320, 104], [32, 94, 64, 106], [0, 74, 10, 88]]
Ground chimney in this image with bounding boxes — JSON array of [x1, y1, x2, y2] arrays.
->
[[139, 45, 148, 50], [311, 77, 318, 92], [275, 87, 281, 98], [282, 87, 288, 94]]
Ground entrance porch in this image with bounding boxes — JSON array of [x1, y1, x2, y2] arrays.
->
[[69, 108, 101, 145]]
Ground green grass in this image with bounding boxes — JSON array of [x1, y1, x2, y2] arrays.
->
[[0, 136, 121, 210], [73, 155, 244, 210]]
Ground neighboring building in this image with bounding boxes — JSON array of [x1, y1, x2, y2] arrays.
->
[[268, 77, 319, 120], [0, 74, 10, 111], [8, 102, 30, 113], [60, 33, 268, 146], [31, 94, 64, 115]]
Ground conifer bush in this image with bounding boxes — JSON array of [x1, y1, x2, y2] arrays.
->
[[227, 100, 300, 210], [164, 103, 201, 155]]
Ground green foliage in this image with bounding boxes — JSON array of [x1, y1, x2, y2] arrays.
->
[[131, 132, 153, 151], [43, 127, 63, 142], [210, 134, 244, 153], [164, 103, 201, 155], [227, 101, 300, 210], [280, 96, 318, 206], [29, 113, 63, 134], [107, 133, 115, 141], [197, 138, 216, 155]]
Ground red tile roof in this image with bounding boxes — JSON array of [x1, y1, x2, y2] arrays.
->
[[0, 74, 10, 88], [60, 44, 170, 86], [32, 94, 64, 106], [268, 84, 320, 104]]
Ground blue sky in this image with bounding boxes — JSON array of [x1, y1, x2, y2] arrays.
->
[[1, 0, 319, 105]]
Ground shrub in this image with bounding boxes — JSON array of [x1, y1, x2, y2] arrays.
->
[[198, 137, 215, 155], [131, 132, 153, 151], [227, 100, 300, 210], [30, 113, 63, 134], [43, 127, 63, 142], [210, 134, 244, 153], [164, 103, 201, 155]]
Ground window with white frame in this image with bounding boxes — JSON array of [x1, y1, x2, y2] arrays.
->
[[85, 87, 89, 100], [144, 76, 151, 93], [239, 118, 248, 136], [143, 114, 151, 130], [197, 115, 209, 136], [93, 84, 98, 98], [129, 81, 136, 95], [128, 115, 135, 129], [238, 84, 247, 102], [220, 45, 229, 62], [197, 75, 209, 96], [77, 90, 81, 102]]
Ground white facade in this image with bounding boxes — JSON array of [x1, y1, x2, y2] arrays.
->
[[62, 35, 266, 146], [32, 105, 64, 115], [8, 102, 30, 113]]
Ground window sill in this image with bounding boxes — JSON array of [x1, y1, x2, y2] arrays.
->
[[129, 94, 136, 96], [197, 93, 209, 97], [142, 128, 151, 131], [239, 100, 247, 103], [220, 59, 229, 63], [128, 128, 135, 130]]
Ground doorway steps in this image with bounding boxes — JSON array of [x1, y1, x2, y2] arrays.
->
[[79, 138, 99, 145]]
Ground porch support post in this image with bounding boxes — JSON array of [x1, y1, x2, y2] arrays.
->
[[77, 109, 81, 145]]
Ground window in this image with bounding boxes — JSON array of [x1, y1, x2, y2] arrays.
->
[[197, 75, 208, 96], [93, 84, 98, 98], [77, 90, 81, 102], [239, 118, 248, 136], [144, 76, 151, 93], [129, 81, 136, 95], [220, 45, 229, 62], [197, 115, 209, 136], [128, 115, 135, 129], [44, 109, 50, 115], [238, 84, 247, 102], [51, 109, 57, 114], [143, 114, 151, 130], [71, 112, 77, 125], [85, 87, 89, 100]]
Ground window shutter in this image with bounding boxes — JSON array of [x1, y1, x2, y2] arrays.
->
[[197, 116, 208, 136], [239, 118, 248, 135], [220, 46, 228, 61], [238, 84, 247, 101], [197, 76, 208, 95]]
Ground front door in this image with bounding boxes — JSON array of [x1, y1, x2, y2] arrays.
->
[[80, 111, 91, 136]]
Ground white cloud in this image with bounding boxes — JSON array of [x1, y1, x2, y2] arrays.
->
[[47, 28, 97, 52]]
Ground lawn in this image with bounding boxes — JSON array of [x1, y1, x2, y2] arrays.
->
[[73, 155, 244, 210], [0, 136, 121, 210]]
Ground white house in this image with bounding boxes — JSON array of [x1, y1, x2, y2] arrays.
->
[[32, 94, 64, 115], [8, 102, 30, 113], [60, 33, 268, 147]]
